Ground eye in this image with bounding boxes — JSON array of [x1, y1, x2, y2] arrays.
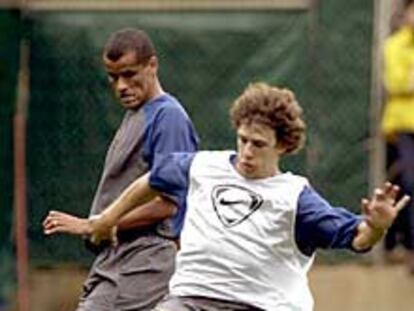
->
[[252, 140, 266, 148], [121, 70, 138, 79], [239, 136, 248, 144], [107, 73, 118, 82]]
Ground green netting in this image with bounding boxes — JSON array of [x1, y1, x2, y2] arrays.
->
[[17, 1, 373, 264], [0, 8, 20, 305], [308, 0, 373, 209], [25, 10, 310, 264]]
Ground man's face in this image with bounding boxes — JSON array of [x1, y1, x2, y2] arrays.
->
[[235, 122, 284, 179], [103, 51, 157, 109]]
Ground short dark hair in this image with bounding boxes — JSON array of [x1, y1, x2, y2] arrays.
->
[[230, 82, 306, 154], [103, 28, 156, 63], [405, 0, 414, 9]]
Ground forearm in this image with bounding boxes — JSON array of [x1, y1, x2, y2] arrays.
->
[[117, 197, 177, 231], [351, 220, 386, 251], [101, 173, 159, 227]]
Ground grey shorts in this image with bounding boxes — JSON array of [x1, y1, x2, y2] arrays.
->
[[76, 235, 176, 311], [153, 295, 264, 311]]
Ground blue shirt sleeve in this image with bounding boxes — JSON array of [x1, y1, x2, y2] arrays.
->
[[295, 186, 363, 256], [146, 103, 199, 167], [149, 152, 196, 237], [149, 152, 195, 198]]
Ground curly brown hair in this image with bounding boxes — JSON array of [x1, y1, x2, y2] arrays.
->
[[230, 82, 306, 154]]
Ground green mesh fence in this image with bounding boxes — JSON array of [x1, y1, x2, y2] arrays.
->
[[308, 0, 373, 209], [3, 1, 373, 269], [0, 9, 20, 306], [26, 10, 311, 264]]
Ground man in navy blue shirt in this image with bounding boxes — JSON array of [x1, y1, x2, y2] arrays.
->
[[42, 28, 198, 310], [88, 82, 409, 311]]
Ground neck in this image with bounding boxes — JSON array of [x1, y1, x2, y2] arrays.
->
[[234, 158, 281, 179], [263, 166, 281, 178], [262, 158, 281, 178], [149, 78, 165, 100]]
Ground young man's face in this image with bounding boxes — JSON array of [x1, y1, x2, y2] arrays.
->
[[104, 51, 157, 109], [235, 122, 284, 179]]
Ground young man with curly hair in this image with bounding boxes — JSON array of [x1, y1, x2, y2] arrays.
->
[[89, 82, 409, 311]]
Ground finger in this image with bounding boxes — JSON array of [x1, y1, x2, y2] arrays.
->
[[111, 234, 118, 247], [386, 184, 399, 203], [89, 235, 96, 244], [382, 181, 393, 194], [43, 212, 57, 222], [361, 198, 370, 214], [44, 224, 65, 235], [44, 229, 54, 235], [111, 226, 118, 247], [43, 211, 62, 227], [42, 217, 51, 227], [43, 216, 58, 228], [373, 188, 385, 201], [44, 227, 61, 235], [49, 210, 72, 219], [90, 234, 101, 245], [43, 222, 54, 231], [395, 195, 411, 213]]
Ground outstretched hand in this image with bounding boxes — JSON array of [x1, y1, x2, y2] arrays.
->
[[361, 182, 410, 231], [43, 210, 91, 236]]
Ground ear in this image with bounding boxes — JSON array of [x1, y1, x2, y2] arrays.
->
[[275, 142, 287, 155], [148, 55, 158, 71], [273, 132, 285, 155]]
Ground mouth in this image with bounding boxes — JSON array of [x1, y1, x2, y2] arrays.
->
[[120, 95, 137, 106], [238, 161, 255, 172]]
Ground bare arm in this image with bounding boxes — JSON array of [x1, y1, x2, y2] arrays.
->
[[89, 173, 160, 243], [43, 196, 176, 236], [43, 173, 172, 240], [43, 211, 91, 236], [117, 197, 176, 231], [352, 182, 410, 251]]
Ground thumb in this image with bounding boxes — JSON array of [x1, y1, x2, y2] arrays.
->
[[361, 198, 370, 215], [395, 195, 411, 213]]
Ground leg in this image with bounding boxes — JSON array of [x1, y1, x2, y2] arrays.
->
[[384, 142, 401, 251], [77, 236, 176, 311], [76, 249, 118, 311], [154, 295, 264, 311], [153, 295, 196, 311], [114, 236, 176, 310], [395, 133, 414, 272]]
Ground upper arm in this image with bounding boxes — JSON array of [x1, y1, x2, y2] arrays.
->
[[149, 152, 195, 200], [295, 186, 362, 256], [147, 105, 199, 162], [149, 151, 196, 238]]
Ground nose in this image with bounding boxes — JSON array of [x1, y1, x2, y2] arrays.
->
[[116, 77, 128, 94], [242, 142, 254, 159]]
